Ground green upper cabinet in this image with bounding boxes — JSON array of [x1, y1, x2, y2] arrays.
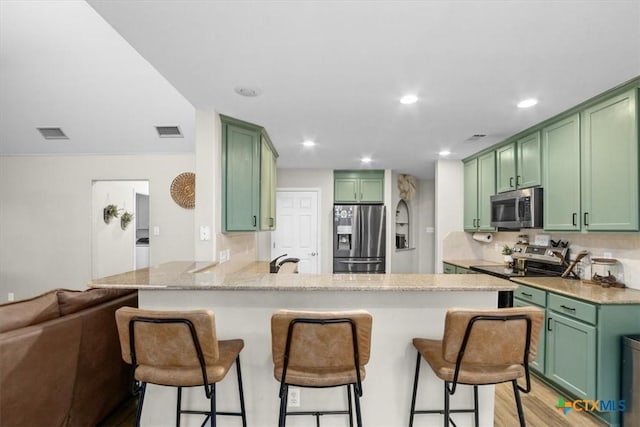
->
[[496, 143, 516, 193], [542, 114, 581, 231], [334, 170, 384, 203], [221, 115, 278, 232], [542, 89, 639, 232], [463, 151, 495, 231], [581, 89, 638, 231], [517, 132, 542, 189], [496, 132, 541, 193], [260, 135, 277, 231]]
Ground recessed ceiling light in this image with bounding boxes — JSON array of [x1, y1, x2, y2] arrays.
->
[[361, 157, 372, 163], [439, 150, 451, 157], [517, 98, 538, 108], [400, 94, 418, 105], [302, 140, 316, 147], [234, 86, 261, 97]]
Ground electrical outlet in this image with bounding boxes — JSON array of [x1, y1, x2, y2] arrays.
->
[[7, 292, 15, 302], [199, 226, 210, 241], [219, 250, 227, 263], [287, 388, 300, 407], [225, 249, 231, 260], [153, 226, 160, 236]]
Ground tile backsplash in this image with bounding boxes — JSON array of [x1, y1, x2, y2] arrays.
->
[[443, 230, 640, 290]]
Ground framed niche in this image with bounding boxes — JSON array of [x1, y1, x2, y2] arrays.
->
[[395, 199, 410, 249]]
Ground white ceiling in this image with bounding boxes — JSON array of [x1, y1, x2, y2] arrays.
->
[[2, 1, 639, 179]]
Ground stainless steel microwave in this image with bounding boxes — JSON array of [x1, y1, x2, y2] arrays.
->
[[490, 187, 543, 229]]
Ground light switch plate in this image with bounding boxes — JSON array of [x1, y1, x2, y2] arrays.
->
[[199, 226, 210, 241]]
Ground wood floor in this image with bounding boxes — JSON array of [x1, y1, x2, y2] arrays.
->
[[99, 376, 607, 426]]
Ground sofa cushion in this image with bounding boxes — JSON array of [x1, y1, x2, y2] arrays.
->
[[0, 290, 60, 333], [57, 288, 136, 316]]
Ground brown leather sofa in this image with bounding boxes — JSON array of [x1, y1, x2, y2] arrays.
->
[[0, 288, 138, 427]]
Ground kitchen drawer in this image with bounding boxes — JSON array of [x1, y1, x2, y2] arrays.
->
[[514, 284, 546, 307], [548, 293, 597, 325]]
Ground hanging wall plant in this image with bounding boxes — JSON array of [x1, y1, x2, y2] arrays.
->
[[103, 204, 119, 224], [120, 211, 134, 230]]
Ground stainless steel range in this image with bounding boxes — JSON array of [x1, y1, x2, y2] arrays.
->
[[470, 243, 571, 307]]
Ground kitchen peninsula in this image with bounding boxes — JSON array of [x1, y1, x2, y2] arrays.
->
[[90, 261, 516, 427]]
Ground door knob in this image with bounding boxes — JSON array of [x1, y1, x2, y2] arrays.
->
[[309, 252, 317, 256]]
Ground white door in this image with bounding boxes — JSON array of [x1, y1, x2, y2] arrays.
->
[[272, 190, 319, 273]]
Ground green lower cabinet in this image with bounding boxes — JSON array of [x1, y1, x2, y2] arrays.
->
[[546, 311, 597, 400], [514, 297, 546, 374], [515, 282, 640, 426], [443, 262, 456, 274]]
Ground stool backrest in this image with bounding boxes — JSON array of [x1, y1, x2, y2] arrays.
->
[[271, 310, 372, 371], [442, 307, 543, 366], [115, 307, 219, 367]]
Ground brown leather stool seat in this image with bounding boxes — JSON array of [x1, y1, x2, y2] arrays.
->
[[271, 309, 373, 427], [409, 307, 543, 427], [115, 307, 247, 427]]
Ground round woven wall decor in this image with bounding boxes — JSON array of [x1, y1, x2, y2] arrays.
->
[[170, 172, 195, 209]]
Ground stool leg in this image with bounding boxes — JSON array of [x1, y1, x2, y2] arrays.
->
[[409, 351, 421, 427], [473, 385, 479, 427], [512, 380, 526, 427], [176, 386, 182, 427], [347, 384, 354, 427], [134, 382, 147, 427], [210, 383, 217, 427], [235, 356, 247, 427], [278, 384, 288, 427], [354, 383, 363, 427], [443, 381, 450, 427]]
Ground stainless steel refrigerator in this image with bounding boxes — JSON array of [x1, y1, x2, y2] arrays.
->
[[333, 205, 386, 273]]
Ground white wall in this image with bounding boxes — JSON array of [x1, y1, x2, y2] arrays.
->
[[434, 160, 464, 273], [417, 179, 435, 273], [389, 172, 417, 273], [0, 154, 195, 300], [275, 169, 334, 273], [92, 180, 147, 278]]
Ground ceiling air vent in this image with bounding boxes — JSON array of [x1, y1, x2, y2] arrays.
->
[[37, 127, 68, 140], [465, 134, 487, 142], [155, 126, 183, 138]]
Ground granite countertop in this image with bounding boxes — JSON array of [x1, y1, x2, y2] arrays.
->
[[89, 261, 516, 292], [512, 276, 640, 305]]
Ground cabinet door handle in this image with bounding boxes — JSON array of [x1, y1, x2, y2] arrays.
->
[[252, 215, 257, 227], [547, 317, 552, 331], [354, 192, 357, 200], [270, 217, 274, 227], [521, 292, 533, 298], [516, 175, 521, 187], [572, 212, 577, 226], [473, 218, 477, 228], [584, 212, 589, 226], [560, 304, 576, 312], [509, 177, 514, 188]]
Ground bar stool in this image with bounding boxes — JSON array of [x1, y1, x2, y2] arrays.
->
[[409, 306, 543, 427], [271, 309, 373, 427], [115, 307, 247, 427]]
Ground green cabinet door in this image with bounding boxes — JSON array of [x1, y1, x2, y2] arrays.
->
[[517, 132, 541, 189], [514, 298, 546, 374], [260, 137, 276, 230], [463, 159, 479, 231], [477, 151, 496, 230], [546, 311, 596, 400], [360, 178, 384, 203], [496, 143, 516, 193], [542, 114, 581, 231], [223, 123, 260, 231], [581, 89, 638, 231], [334, 178, 359, 203]]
